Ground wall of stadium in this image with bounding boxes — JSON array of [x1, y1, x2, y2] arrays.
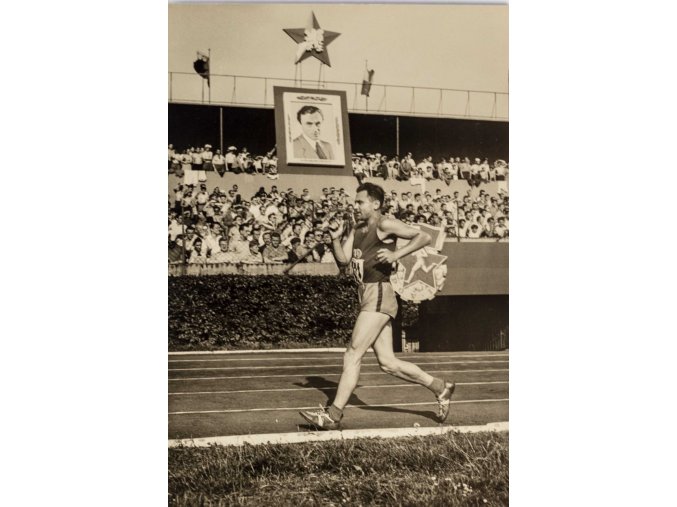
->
[[438, 242, 508, 296]]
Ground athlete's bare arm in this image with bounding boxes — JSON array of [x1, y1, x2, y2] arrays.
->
[[329, 218, 355, 265], [375, 217, 431, 264]]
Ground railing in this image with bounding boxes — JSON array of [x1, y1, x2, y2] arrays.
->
[[168, 261, 340, 277], [168, 72, 509, 121]]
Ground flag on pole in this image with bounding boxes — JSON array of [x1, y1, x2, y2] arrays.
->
[[193, 52, 210, 87], [361, 66, 374, 97]]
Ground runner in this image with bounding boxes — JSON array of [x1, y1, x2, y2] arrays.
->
[[300, 182, 455, 430]]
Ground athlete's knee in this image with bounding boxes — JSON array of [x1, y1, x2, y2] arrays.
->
[[343, 346, 363, 367]]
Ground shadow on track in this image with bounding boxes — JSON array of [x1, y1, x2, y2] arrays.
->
[[295, 376, 439, 423], [294, 376, 368, 406], [356, 404, 439, 423]]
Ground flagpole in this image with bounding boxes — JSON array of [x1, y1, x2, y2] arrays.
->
[[365, 60, 368, 112], [208, 48, 211, 104], [219, 107, 224, 155]]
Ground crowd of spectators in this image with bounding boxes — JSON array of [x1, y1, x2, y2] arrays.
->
[[168, 182, 509, 265], [168, 144, 279, 185], [168, 144, 509, 187], [352, 152, 508, 186]]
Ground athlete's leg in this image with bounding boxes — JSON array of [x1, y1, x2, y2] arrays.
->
[[332, 311, 390, 410], [372, 321, 435, 386], [372, 323, 456, 421]]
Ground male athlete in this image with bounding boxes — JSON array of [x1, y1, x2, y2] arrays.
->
[[300, 182, 455, 430]]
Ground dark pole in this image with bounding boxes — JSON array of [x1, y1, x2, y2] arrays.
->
[[181, 220, 187, 276], [208, 48, 211, 104], [219, 107, 223, 155]]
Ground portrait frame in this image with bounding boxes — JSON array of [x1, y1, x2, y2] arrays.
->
[[273, 86, 352, 176]]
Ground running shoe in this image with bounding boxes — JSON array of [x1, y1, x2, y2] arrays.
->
[[299, 405, 340, 430], [436, 381, 456, 423]]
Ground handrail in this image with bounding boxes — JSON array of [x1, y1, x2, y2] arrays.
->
[[168, 72, 509, 121], [169, 71, 508, 96]]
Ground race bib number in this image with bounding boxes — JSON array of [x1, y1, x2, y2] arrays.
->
[[351, 258, 364, 283]]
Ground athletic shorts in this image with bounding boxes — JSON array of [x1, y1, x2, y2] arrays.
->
[[358, 281, 398, 319]]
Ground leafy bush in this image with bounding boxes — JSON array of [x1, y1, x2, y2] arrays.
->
[[169, 275, 420, 350]]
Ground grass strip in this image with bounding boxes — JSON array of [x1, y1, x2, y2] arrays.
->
[[169, 431, 508, 506]]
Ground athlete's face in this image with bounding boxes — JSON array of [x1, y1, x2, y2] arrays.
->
[[299, 112, 323, 141], [354, 190, 379, 221]]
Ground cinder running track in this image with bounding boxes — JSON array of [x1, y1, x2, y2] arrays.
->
[[168, 350, 508, 440]]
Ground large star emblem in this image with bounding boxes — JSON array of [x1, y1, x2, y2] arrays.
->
[[283, 12, 341, 67], [398, 248, 448, 291]]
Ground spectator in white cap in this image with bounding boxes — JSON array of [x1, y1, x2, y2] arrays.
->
[[495, 160, 507, 181], [225, 146, 237, 173], [202, 144, 213, 172]]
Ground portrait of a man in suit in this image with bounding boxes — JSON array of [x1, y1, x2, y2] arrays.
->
[[292, 105, 335, 160]]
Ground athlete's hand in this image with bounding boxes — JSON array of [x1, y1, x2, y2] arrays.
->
[[376, 248, 398, 264], [329, 219, 345, 240]]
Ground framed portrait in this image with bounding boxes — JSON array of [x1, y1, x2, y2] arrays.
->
[[273, 86, 352, 176]]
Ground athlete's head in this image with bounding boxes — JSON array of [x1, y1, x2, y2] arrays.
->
[[355, 182, 385, 219]]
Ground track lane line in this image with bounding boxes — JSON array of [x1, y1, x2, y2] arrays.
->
[[169, 381, 508, 395], [168, 398, 509, 415], [169, 353, 509, 363], [168, 368, 509, 381], [169, 360, 508, 372]]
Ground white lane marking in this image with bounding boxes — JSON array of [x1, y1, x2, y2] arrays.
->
[[168, 421, 509, 447], [169, 353, 509, 363], [168, 398, 509, 415], [168, 368, 509, 381], [169, 348, 505, 356], [169, 381, 508, 396], [169, 360, 509, 372]]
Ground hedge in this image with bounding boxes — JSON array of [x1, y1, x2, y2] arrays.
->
[[168, 275, 419, 350]]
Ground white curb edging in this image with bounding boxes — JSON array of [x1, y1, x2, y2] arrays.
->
[[168, 421, 508, 448]]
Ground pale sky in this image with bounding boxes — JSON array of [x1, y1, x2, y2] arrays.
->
[[169, 3, 508, 118]]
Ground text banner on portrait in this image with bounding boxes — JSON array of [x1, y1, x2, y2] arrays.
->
[[274, 86, 352, 176]]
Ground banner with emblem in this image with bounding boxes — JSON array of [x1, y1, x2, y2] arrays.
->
[[390, 223, 448, 303]]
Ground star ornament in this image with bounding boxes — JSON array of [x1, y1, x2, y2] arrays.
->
[[283, 12, 340, 67]]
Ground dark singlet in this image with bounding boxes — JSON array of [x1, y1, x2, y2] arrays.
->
[[351, 216, 396, 284]]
